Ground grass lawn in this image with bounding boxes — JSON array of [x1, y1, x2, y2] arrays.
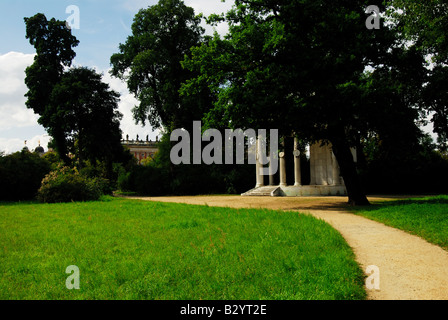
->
[[0, 197, 366, 300], [351, 195, 448, 251]]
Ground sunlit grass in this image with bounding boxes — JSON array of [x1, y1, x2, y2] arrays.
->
[[0, 197, 366, 300], [351, 195, 448, 250]]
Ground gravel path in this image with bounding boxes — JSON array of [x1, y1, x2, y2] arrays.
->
[[126, 195, 448, 300]]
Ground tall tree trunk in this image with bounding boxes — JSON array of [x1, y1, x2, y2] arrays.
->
[[53, 128, 70, 166], [330, 129, 370, 206]]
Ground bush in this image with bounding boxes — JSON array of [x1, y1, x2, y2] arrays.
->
[[78, 163, 114, 195], [0, 149, 51, 201], [117, 164, 170, 196], [37, 166, 103, 203]]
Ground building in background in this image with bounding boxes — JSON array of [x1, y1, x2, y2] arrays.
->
[[121, 135, 159, 164]]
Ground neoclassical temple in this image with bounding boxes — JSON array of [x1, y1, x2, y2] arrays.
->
[[242, 138, 356, 197]]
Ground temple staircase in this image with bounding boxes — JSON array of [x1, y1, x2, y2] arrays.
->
[[241, 186, 280, 197]]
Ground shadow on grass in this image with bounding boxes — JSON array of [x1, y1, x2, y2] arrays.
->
[[0, 195, 116, 207], [0, 200, 38, 207], [286, 195, 448, 214], [287, 202, 353, 212], [350, 195, 448, 213]]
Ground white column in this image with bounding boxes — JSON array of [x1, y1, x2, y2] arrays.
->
[[269, 152, 275, 186], [332, 151, 341, 186], [279, 151, 287, 187], [255, 137, 264, 188], [309, 143, 316, 185], [294, 138, 302, 186]]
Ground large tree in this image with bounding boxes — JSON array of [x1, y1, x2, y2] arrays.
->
[[24, 14, 127, 172], [388, 0, 448, 151], [49, 67, 127, 174], [182, 0, 428, 205], [110, 0, 212, 132], [424, 65, 448, 151], [24, 13, 79, 162]]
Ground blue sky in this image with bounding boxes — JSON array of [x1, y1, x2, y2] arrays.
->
[[0, 0, 233, 154], [0, 0, 145, 70]]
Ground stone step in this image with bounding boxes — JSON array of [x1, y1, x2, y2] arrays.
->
[[241, 186, 279, 197]]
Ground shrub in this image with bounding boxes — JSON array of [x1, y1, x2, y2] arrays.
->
[[0, 149, 51, 201], [118, 165, 170, 196], [78, 163, 114, 195], [117, 169, 132, 192], [37, 166, 102, 203]]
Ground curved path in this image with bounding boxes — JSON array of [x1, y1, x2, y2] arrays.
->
[[126, 195, 448, 300]]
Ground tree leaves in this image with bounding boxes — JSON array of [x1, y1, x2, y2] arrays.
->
[[110, 0, 208, 131], [24, 14, 126, 170]]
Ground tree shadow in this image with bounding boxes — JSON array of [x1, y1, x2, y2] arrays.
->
[[350, 195, 448, 213], [285, 195, 448, 213], [0, 200, 38, 207]]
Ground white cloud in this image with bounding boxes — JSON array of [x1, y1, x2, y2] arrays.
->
[[122, 0, 156, 12], [186, 0, 234, 17], [185, 0, 234, 36], [121, 0, 234, 36], [0, 138, 24, 155], [0, 134, 51, 155], [0, 52, 160, 154], [0, 52, 52, 154], [121, 0, 235, 14], [0, 52, 39, 131], [100, 69, 161, 142]]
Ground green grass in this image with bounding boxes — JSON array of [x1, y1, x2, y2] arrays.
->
[[0, 197, 366, 300], [351, 195, 448, 251]]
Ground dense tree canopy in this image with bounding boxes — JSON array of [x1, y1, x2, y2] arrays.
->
[[110, 0, 213, 132], [24, 13, 79, 115], [24, 13, 79, 161], [388, 0, 448, 150], [24, 14, 127, 172], [179, 0, 435, 205], [181, 1, 370, 204], [49, 67, 127, 171]]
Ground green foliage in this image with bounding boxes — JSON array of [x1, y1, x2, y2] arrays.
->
[[78, 163, 114, 195], [388, 0, 448, 62], [359, 133, 448, 194], [24, 13, 79, 115], [423, 65, 448, 151], [37, 166, 103, 203], [24, 15, 127, 169], [24, 14, 79, 161], [42, 150, 63, 170], [49, 67, 125, 170], [387, 1, 448, 151], [110, 0, 212, 131], [183, 0, 396, 204], [0, 149, 51, 201], [117, 164, 170, 196]]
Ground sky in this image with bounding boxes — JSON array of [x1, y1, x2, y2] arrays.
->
[[0, 0, 234, 154]]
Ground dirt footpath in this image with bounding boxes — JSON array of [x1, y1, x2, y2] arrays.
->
[[127, 195, 448, 300]]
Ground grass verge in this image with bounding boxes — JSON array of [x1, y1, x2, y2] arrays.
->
[[351, 195, 448, 250], [0, 197, 366, 300]]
